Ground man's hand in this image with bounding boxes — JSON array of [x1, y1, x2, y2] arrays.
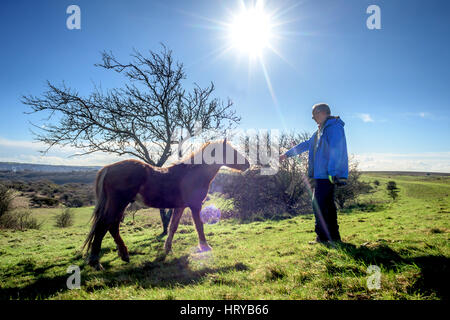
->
[[279, 154, 287, 162], [329, 175, 347, 186]]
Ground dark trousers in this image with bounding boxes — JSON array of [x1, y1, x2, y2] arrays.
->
[[312, 179, 341, 241]]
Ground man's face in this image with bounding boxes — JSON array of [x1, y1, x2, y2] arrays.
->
[[312, 110, 328, 126]]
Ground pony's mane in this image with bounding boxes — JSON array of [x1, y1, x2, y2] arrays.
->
[[173, 139, 231, 166]]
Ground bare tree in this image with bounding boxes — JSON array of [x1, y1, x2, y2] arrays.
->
[[22, 44, 240, 235]]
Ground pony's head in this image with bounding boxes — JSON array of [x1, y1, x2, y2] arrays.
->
[[197, 138, 250, 172], [183, 138, 251, 172], [221, 138, 250, 173]]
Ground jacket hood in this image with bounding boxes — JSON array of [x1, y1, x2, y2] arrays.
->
[[323, 116, 345, 128]]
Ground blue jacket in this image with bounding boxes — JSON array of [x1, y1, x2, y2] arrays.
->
[[284, 116, 348, 179]]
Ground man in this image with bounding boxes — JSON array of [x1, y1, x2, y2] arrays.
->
[[279, 103, 348, 243]]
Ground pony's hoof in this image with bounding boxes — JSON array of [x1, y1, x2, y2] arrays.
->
[[118, 250, 130, 263], [88, 261, 104, 271], [87, 255, 103, 270], [87, 255, 104, 270], [198, 244, 212, 252]]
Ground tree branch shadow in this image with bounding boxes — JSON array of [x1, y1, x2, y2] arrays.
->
[[335, 241, 449, 299], [0, 253, 249, 300]]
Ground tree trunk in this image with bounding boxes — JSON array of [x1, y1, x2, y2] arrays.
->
[[159, 208, 173, 236]]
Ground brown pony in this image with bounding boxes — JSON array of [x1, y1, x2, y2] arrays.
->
[[82, 138, 250, 270]]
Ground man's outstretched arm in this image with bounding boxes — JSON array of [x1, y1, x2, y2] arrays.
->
[[279, 136, 314, 161]]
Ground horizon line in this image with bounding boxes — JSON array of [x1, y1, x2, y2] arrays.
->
[[1, 161, 449, 175]]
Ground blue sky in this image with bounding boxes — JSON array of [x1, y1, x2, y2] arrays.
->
[[0, 0, 449, 171]]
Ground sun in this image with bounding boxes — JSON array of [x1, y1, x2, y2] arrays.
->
[[228, 2, 274, 57]]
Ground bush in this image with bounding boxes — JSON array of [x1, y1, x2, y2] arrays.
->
[[0, 184, 42, 230], [124, 200, 148, 223], [211, 132, 369, 221], [204, 193, 235, 220], [223, 174, 275, 221], [335, 159, 372, 209], [30, 195, 59, 207], [223, 157, 369, 219], [0, 210, 42, 230], [67, 198, 83, 208], [0, 184, 15, 219], [387, 181, 400, 200], [54, 208, 74, 228], [220, 163, 311, 222]]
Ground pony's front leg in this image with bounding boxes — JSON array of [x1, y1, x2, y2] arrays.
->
[[109, 221, 129, 263], [164, 207, 185, 254], [190, 205, 212, 252]]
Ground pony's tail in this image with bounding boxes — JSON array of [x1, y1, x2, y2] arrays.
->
[[82, 167, 108, 255]]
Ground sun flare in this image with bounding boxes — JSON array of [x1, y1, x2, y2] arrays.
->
[[184, 0, 294, 129], [228, 2, 274, 57]]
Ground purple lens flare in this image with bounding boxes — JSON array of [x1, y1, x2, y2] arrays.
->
[[200, 205, 221, 224]]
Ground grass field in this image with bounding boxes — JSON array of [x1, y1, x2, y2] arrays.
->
[[0, 173, 449, 300]]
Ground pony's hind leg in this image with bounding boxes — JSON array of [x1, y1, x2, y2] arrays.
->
[[164, 207, 185, 254], [109, 221, 129, 262], [190, 205, 212, 252], [88, 221, 109, 270], [87, 196, 129, 270]]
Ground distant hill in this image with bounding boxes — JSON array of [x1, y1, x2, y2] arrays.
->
[[1, 162, 448, 176], [362, 171, 450, 176], [0, 162, 101, 173], [0, 162, 449, 185], [0, 162, 100, 184]]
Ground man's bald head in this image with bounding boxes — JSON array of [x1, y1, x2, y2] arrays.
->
[[312, 103, 331, 116]]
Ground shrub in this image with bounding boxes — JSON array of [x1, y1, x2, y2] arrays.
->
[[220, 162, 311, 222], [68, 198, 83, 208], [0, 184, 15, 219], [215, 132, 321, 221], [30, 195, 59, 207], [124, 200, 147, 223], [60, 193, 70, 202], [220, 156, 369, 221], [0, 210, 42, 230], [204, 193, 236, 220], [54, 208, 74, 228], [222, 156, 369, 220], [334, 159, 372, 209], [214, 132, 370, 220], [387, 181, 400, 200]]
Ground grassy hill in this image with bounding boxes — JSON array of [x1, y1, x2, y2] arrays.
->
[[0, 173, 448, 300]]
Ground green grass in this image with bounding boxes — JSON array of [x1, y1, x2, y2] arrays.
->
[[0, 173, 449, 300]]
